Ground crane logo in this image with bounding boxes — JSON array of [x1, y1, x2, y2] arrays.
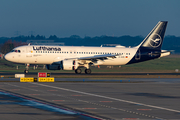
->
[[149, 33, 162, 48]]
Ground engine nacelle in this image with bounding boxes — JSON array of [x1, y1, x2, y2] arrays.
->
[[46, 64, 60, 70], [46, 60, 79, 70], [62, 60, 79, 70]]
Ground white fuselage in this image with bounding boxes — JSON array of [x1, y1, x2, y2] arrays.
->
[[5, 45, 138, 66]]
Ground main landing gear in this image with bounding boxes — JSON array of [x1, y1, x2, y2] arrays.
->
[[24, 64, 29, 74], [75, 69, 82, 74], [75, 68, 91, 74], [85, 69, 91, 74]]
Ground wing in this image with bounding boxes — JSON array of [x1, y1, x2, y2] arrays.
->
[[76, 54, 119, 66], [53, 54, 120, 66], [61, 54, 119, 66], [78, 54, 117, 60]]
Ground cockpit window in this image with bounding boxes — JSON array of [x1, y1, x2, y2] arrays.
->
[[11, 50, 21, 53]]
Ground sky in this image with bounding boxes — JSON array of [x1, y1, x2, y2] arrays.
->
[[0, 0, 180, 38]]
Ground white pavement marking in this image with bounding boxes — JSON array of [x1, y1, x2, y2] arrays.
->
[[30, 83, 180, 113]]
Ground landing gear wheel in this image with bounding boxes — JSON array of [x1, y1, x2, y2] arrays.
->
[[75, 69, 82, 74], [85, 69, 91, 74], [24, 70, 29, 74]]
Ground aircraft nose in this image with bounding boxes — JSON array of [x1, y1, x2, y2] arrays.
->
[[4, 53, 11, 61]]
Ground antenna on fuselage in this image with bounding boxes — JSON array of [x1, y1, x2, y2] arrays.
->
[[28, 43, 31, 46]]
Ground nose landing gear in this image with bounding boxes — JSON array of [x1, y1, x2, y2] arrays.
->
[[24, 64, 29, 74]]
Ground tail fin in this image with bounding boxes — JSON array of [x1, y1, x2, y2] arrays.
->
[[139, 21, 168, 50]]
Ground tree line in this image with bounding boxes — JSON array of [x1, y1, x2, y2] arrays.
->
[[0, 35, 180, 54]]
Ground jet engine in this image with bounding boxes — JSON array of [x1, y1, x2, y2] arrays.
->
[[62, 60, 79, 70], [46, 60, 79, 70]]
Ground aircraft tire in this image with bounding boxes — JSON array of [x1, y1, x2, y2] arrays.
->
[[24, 70, 29, 74], [75, 69, 81, 74], [85, 69, 91, 74]]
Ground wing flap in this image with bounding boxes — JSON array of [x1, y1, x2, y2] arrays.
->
[[77, 54, 117, 60]]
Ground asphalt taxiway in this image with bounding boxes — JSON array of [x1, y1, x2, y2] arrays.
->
[[0, 78, 180, 120], [1, 72, 180, 76]]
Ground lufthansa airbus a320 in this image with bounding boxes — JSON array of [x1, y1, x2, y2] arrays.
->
[[5, 21, 170, 74]]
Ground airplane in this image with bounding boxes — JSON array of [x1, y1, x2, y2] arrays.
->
[[5, 21, 171, 74]]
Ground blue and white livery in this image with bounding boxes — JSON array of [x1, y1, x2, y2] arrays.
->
[[5, 21, 170, 74]]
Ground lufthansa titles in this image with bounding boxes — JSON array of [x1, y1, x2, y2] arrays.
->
[[33, 46, 61, 51]]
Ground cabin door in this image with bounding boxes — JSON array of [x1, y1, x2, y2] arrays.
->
[[26, 46, 32, 57]]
